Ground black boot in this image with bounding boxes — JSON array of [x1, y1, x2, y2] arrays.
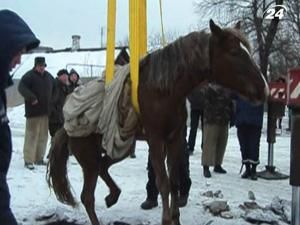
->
[[214, 165, 227, 173], [203, 166, 211, 178], [187, 145, 194, 156], [140, 198, 158, 210], [241, 163, 251, 179], [250, 164, 258, 181]]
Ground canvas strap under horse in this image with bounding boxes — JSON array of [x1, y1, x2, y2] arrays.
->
[[63, 64, 139, 160], [106, 0, 165, 113]]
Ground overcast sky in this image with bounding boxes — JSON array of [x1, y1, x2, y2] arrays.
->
[[1, 0, 202, 49]]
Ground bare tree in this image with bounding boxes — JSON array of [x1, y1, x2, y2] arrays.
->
[[267, 0, 300, 76], [286, 0, 300, 34], [117, 36, 129, 48], [148, 30, 180, 51], [284, 1, 300, 62], [268, 24, 300, 77], [116, 30, 180, 54]]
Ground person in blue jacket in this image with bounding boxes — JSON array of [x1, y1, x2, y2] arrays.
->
[[0, 9, 40, 224], [234, 97, 264, 180]]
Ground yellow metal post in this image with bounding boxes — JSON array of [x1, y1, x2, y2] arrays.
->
[[129, 0, 147, 113], [130, 0, 142, 113], [139, 0, 147, 57], [105, 0, 147, 112], [106, 0, 116, 84]]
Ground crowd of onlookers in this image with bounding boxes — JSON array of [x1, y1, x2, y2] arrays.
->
[[18, 56, 82, 170]]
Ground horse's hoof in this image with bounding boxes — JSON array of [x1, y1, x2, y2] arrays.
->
[[177, 194, 188, 208], [105, 188, 121, 208], [172, 222, 181, 225], [162, 219, 172, 225]]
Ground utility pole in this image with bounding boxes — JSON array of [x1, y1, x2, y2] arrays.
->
[[100, 26, 105, 48]]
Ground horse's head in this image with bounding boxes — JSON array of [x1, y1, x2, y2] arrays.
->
[[209, 20, 269, 103], [114, 47, 130, 66]]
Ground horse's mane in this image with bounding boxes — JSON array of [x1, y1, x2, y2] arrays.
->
[[224, 28, 251, 52], [139, 27, 250, 92], [140, 31, 210, 92]]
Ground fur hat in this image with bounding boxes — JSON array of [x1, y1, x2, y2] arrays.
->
[[34, 56, 46, 67], [57, 69, 68, 77]]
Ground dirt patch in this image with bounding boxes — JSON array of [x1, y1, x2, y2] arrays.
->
[[43, 220, 131, 225], [34, 212, 82, 225], [43, 221, 81, 225]]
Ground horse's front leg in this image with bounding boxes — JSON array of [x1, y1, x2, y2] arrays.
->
[[166, 136, 183, 225], [148, 138, 171, 225], [98, 156, 121, 208]]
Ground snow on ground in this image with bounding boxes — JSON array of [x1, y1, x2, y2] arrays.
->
[[7, 105, 292, 225]]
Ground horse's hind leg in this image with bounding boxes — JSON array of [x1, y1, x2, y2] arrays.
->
[[81, 169, 103, 225], [148, 138, 172, 225], [98, 156, 121, 208], [166, 137, 183, 225]]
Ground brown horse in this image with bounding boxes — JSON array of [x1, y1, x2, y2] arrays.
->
[[47, 20, 268, 225]]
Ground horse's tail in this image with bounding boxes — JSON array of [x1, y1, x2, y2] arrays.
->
[[46, 128, 77, 207]]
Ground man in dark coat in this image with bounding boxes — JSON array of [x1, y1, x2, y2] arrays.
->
[[18, 56, 54, 170], [187, 86, 204, 155], [0, 9, 40, 225], [201, 84, 233, 178], [49, 69, 70, 137], [234, 97, 264, 180]]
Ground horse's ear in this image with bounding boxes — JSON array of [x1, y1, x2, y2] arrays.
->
[[209, 19, 223, 38], [235, 21, 241, 30]]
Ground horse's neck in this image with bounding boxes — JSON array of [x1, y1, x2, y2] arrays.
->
[[139, 32, 210, 98], [176, 35, 210, 97]]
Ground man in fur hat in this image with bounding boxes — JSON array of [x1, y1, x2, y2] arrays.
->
[[18, 56, 54, 170]]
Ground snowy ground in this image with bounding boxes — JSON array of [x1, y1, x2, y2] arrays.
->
[[7, 105, 292, 225]]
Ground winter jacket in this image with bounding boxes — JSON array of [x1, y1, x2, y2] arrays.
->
[[234, 97, 264, 127], [270, 100, 285, 118], [68, 79, 82, 93], [187, 86, 204, 110], [49, 78, 69, 125], [0, 9, 39, 125], [18, 69, 54, 118], [202, 84, 233, 125], [0, 10, 40, 92]]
